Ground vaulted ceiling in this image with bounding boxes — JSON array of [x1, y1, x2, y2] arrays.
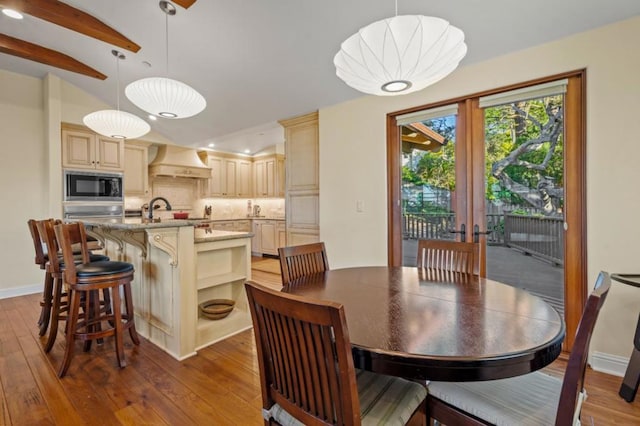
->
[[1, 0, 639, 153]]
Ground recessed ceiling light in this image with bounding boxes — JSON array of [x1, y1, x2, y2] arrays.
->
[[244, 149, 251, 154], [2, 9, 24, 19], [208, 143, 215, 147], [148, 114, 157, 121]]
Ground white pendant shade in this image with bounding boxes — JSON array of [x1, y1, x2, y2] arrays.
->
[[83, 110, 151, 139], [125, 77, 206, 119], [334, 15, 467, 96]]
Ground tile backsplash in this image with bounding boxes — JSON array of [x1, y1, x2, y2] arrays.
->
[[125, 176, 285, 219], [193, 197, 285, 219]]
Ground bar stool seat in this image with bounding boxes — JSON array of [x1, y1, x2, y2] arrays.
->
[[54, 222, 139, 378], [75, 261, 133, 277]]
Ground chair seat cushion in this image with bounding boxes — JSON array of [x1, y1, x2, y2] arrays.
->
[[264, 369, 426, 426], [76, 261, 134, 277], [428, 371, 563, 426]]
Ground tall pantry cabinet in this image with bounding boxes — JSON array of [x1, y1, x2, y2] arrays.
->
[[279, 112, 319, 245]]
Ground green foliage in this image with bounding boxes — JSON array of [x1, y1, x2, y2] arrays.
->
[[402, 95, 564, 212], [485, 96, 564, 205]]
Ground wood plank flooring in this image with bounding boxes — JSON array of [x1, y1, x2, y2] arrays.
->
[[0, 257, 638, 425]]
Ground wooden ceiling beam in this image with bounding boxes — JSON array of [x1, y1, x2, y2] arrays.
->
[[0, 0, 140, 52], [0, 33, 106, 79], [172, 0, 197, 9]]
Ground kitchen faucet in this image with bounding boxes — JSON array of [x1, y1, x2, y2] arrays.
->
[[147, 197, 172, 221]]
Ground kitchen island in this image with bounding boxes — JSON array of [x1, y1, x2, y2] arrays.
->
[[80, 218, 253, 360]]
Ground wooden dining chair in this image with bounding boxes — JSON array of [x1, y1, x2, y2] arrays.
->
[[416, 239, 478, 274], [278, 242, 329, 285], [245, 280, 427, 425], [425, 271, 612, 426]]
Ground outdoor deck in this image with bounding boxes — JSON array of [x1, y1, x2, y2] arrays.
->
[[403, 240, 564, 316]]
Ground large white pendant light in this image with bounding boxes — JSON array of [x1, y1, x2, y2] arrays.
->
[[334, 2, 467, 96], [83, 50, 150, 139], [125, 1, 206, 119]]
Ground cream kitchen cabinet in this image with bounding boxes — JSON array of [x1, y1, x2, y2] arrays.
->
[[124, 141, 150, 196], [62, 124, 124, 172], [253, 154, 285, 198], [252, 219, 280, 256], [279, 112, 319, 244], [200, 152, 252, 198]]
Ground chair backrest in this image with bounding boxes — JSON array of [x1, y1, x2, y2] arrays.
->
[[245, 280, 360, 425], [35, 219, 63, 274], [54, 222, 91, 285], [555, 271, 611, 426], [27, 219, 49, 268], [416, 239, 478, 274], [278, 242, 329, 285]]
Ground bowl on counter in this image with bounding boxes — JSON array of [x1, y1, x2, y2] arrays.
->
[[199, 299, 235, 320], [173, 212, 189, 219]]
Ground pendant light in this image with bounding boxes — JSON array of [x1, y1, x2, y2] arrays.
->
[[125, 1, 206, 119], [334, 1, 467, 96], [83, 50, 151, 139]]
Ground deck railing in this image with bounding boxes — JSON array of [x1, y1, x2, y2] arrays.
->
[[403, 212, 564, 265], [504, 214, 564, 265], [403, 213, 455, 240]]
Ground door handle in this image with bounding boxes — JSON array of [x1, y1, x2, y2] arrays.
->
[[448, 223, 466, 242], [473, 224, 492, 243]]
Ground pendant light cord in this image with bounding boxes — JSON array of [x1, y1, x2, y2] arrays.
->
[[116, 53, 120, 111], [395, 0, 398, 16], [165, 11, 169, 77]]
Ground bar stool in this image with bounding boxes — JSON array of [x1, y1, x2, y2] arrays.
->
[[28, 219, 109, 337], [29, 219, 110, 341], [54, 221, 139, 378], [35, 219, 110, 352]]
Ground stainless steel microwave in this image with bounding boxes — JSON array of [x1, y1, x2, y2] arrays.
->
[[64, 170, 124, 202]]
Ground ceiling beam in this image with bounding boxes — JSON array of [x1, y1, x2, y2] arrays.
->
[[172, 0, 197, 9], [0, 0, 140, 52], [0, 33, 106, 79]]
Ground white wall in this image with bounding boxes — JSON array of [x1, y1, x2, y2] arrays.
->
[[319, 16, 640, 366], [0, 70, 47, 295]]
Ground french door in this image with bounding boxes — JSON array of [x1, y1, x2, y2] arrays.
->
[[387, 70, 586, 351]]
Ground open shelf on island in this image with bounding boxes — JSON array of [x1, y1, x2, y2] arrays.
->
[[196, 307, 252, 349], [197, 272, 246, 290]]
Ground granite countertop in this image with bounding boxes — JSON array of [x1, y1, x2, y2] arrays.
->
[[78, 217, 205, 230], [78, 218, 254, 243]]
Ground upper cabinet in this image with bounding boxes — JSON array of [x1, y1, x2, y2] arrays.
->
[[200, 152, 252, 198], [281, 113, 318, 192], [124, 141, 151, 196], [61, 124, 124, 172], [253, 154, 285, 198]]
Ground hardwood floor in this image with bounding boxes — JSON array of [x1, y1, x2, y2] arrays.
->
[[1, 257, 638, 425]]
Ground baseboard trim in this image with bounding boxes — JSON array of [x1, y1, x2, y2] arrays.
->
[[0, 284, 42, 300], [590, 351, 629, 377]]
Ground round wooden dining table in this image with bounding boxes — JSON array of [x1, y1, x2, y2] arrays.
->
[[283, 266, 565, 382]]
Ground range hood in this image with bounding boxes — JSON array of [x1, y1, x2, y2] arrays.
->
[[149, 145, 211, 178]]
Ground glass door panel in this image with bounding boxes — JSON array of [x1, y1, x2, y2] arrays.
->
[[401, 113, 462, 266], [481, 94, 565, 315]]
